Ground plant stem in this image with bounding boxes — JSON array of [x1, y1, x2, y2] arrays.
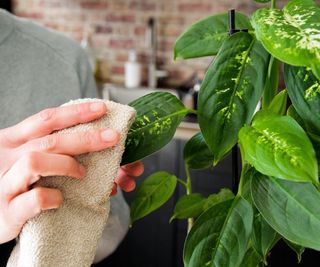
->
[[185, 164, 194, 232], [271, 0, 276, 9], [177, 178, 187, 188], [188, 108, 198, 115]]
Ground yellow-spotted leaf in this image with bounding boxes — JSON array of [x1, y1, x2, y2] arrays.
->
[[122, 92, 189, 165], [285, 65, 320, 135], [239, 111, 318, 184], [198, 32, 269, 164], [251, 0, 320, 79]]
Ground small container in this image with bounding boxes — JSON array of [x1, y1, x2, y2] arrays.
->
[[125, 50, 141, 88]]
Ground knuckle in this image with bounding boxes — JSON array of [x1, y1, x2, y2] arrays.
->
[[65, 158, 78, 176], [23, 151, 40, 172], [73, 103, 85, 116], [40, 135, 57, 151], [80, 131, 96, 147], [39, 108, 56, 122]]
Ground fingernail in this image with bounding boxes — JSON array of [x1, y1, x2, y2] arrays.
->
[[101, 129, 119, 143], [90, 102, 105, 112], [79, 165, 86, 176]]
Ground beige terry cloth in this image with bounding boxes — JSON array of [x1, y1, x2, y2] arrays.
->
[[7, 99, 136, 267]]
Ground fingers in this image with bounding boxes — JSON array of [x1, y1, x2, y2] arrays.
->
[[121, 161, 144, 177], [112, 161, 144, 196], [1, 151, 85, 200], [110, 183, 118, 196], [8, 187, 63, 227], [19, 128, 120, 156], [115, 168, 136, 192], [0, 102, 107, 145]]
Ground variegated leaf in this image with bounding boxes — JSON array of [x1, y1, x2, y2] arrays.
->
[[239, 111, 318, 184], [198, 32, 269, 164], [122, 92, 189, 165], [285, 65, 320, 135], [251, 0, 320, 79]]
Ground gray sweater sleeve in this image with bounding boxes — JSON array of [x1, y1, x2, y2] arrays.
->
[[76, 50, 98, 98], [0, 9, 130, 261]]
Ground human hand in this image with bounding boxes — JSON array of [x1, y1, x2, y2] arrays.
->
[[111, 161, 144, 196], [0, 102, 120, 244]]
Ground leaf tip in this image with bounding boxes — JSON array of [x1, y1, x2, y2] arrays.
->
[[213, 158, 220, 166], [169, 216, 175, 223]]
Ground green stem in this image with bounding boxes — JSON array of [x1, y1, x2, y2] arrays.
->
[[271, 0, 276, 9], [237, 164, 248, 196], [188, 108, 198, 115], [177, 178, 187, 188], [185, 164, 194, 232], [262, 56, 279, 109]]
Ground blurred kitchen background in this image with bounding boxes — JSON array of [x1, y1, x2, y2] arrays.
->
[[8, 0, 285, 88], [1, 0, 320, 267]]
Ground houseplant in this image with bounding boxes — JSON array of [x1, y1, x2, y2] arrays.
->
[[121, 0, 320, 266]]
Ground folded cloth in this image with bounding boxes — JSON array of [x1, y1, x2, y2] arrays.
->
[[93, 190, 130, 264], [7, 99, 136, 267]]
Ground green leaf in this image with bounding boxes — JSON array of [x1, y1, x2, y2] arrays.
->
[[239, 165, 255, 203], [284, 239, 305, 263], [262, 56, 279, 108], [183, 132, 214, 169], [183, 197, 253, 267], [287, 105, 307, 130], [203, 188, 234, 210], [287, 105, 320, 170], [251, 0, 320, 79], [308, 132, 320, 170], [239, 247, 262, 267], [252, 213, 280, 263], [251, 171, 320, 250], [268, 89, 288, 116], [239, 112, 318, 184], [174, 12, 252, 60], [285, 65, 320, 135], [130, 171, 177, 224], [170, 193, 206, 222], [122, 92, 189, 165], [240, 168, 279, 263], [198, 32, 269, 164]]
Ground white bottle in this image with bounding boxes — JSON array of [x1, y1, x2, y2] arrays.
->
[[81, 24, 96, 73], [125, 50, 141, 88]]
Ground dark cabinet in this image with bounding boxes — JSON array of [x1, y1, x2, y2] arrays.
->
[[100, 138, 320, 267]]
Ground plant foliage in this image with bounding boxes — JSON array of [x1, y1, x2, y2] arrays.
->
[[123, 0, 320, 265]]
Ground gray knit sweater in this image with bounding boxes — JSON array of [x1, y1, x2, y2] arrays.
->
[[0, 9, 129, 262]]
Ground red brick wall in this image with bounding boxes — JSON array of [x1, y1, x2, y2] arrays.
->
[[12, 0, 286, 87]]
